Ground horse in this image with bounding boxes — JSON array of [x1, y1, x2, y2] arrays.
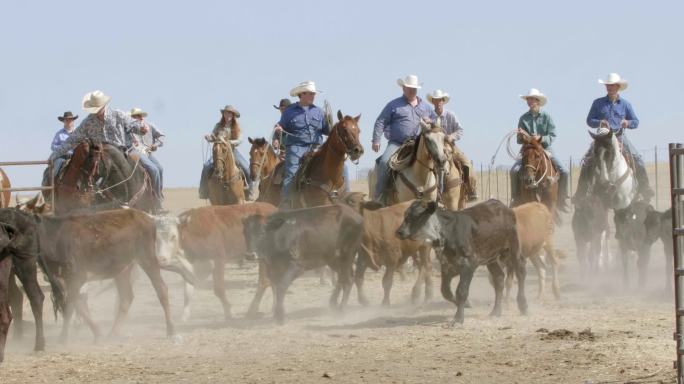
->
[[586, 128, 637, 210], [54, 139, 156, 214], [247, 137, 281, 206], [515, 135, 559, 222], [288, 111, 363, 208], [0, 168, 9, 209], [207, 136, 245, 205]]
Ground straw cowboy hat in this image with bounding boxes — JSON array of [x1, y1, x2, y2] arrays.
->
[[57, 111, 78, 122], [289, 81, 319, 97], [427, 89, 450, 104], [220, 105, 241, 118], [273, 98, 292, 110], [82, 90, 111, 114], [129, 107, 148, 118], [519, 88, 548, 107], [397, 75, 422, 89], [598, 73, 628, 91]]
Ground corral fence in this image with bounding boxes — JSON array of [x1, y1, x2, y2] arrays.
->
[[0, 160, 54, 212], [669, 143, 684, 383]]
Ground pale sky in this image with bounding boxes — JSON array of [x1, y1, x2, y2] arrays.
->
[[1, 0, 682, 188]]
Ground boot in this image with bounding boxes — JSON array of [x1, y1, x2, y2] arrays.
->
[[572, 165, 591, 205], [557, 171, 570, 213], [463, 166, 478, 202], [634, 163, 654, 202]]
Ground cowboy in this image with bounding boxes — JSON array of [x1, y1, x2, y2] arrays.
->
[[128, 107, 165, 202], [427, 89, 478, 201], [509, 88, 569, 210], [274, 81, 331, 199], [199, 105, 254, 200], [372, 74, 436, 204], [574, 73, 652, 202], [48, 111, 79, 179], [272, 98, 291, 160]]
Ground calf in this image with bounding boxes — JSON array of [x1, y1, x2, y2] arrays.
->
[[243, 204, 364, 324], [396, 199, 525, 325], [645, 208, 674, 291], [613, 200, 653, 287], [572, 193, 612, 276], [176, 203, 277, 320]]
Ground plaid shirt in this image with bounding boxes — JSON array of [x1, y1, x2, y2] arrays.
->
[[51, 106, 143, 158], [436, 109, 464, 141]]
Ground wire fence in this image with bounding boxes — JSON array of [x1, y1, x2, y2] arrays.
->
[[353, 145, 672, 211]]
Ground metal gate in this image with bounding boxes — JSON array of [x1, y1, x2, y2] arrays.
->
[[670, 143, 684, 383], [0, 160, 54, 212]]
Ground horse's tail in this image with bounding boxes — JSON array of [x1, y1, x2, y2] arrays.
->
[[36, 247, 66, 319]]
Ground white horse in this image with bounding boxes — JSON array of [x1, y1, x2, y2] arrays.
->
[[587, 128, 637, 210]]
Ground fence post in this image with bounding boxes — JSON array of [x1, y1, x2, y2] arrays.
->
[[569, 156, 573, 197], [655, 145, 659, 210], [480, 163, 484, 201], [488, 165, 492, 199], [505, 169, 510, 205], [495, 167, 500, 201]]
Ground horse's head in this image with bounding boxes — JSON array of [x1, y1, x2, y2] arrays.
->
[[588, 128, 620, 183], [248, 137, 270, 182], [330, 110, 364, 161], [419, 121, 448, 168], [520, 138, 546, 189], [211, 139, 231, 182]]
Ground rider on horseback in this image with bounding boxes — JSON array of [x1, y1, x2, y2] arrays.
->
[[129, 107, 165, 203], [510, 88, 570, 211], [272, 98, 291, 160], [46, 111, 78, 182], [427, 89, 478, 202], [199, 105, 254, 200], [573, 73, 653, 203], [372, 75, 436, 205]]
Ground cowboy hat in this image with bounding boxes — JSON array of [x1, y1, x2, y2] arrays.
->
[[598, 73, 628, 91], [289, 81, 319, 97], [427, 89, 450, 104], [82, 90, 111, 114], [129, 107, 148, 118], [519, 88, 548, 107], [273, 98, 292, 110], [57, 111, 79, 122], [397, 75, 422, 89], [220, 105, 241, 118]]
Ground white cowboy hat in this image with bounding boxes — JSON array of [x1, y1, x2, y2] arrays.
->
[[129, 107, 148, 118], [427, 89, 450, 104], [397, 74, 422, 89], [82, 90, 111, 114], [290, 81, 319, 97], [598, 73, 628, 91], [519, 88, 547, 106]]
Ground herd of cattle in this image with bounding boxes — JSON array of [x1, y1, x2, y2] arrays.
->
[[0, 192, 676, 364]]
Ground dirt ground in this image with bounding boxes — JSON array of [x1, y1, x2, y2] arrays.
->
[[1, 186, 678, 383]]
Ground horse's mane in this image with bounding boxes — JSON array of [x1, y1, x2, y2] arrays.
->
[[252, 137, 268, 146]]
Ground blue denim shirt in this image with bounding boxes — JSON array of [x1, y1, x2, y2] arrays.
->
[[586, 95, 639, 132], [373, 96, 436, 145], [50, 128, 73, 153], [279, 103, 330, 146]]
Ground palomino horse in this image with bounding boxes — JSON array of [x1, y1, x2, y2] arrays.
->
[[208, 137, 245, 205], [0, 168, 9, 208], [289, 111, 363, 208], [247, 137, 281, 206], [516, 135, 559, 222], [54, 139, 156, 214]]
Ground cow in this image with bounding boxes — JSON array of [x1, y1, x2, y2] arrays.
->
[[36, 209, 181, 342], [396, 199, 526, 325], [242, 204, 364, 324], [0, 209, 66, 364], [613, 200, 654, 287], [572, 193, 612, 276], [174, 203, 277, 321], [339, 193, 430, 306], [511, 202, 559, 300], [645, 207, 674, 292]]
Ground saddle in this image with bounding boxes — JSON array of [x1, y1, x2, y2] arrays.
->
[[293, 147, 320, 192]]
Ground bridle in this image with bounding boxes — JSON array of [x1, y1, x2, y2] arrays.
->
[[332, 119, 361, 165], [522, 145, 550, 188]]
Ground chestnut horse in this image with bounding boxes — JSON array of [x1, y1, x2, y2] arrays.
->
[[54, 139, 156, 214], [207, 137, 245, 205], [515, 136, 559, 222], [288, 111, 364, 208], [247, 137, 281, 206]]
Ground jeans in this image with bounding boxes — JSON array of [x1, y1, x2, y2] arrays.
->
[[373, 142, 401, 201], [137, 154, 163, 199], [199, 148, 252, 199], [281, 144, 313, 198]]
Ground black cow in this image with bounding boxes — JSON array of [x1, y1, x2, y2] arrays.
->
[[396, 199, 525, 325], [645, 207, 674, 291], [613, 200, 654, 287], [243, 204, 363, 324]]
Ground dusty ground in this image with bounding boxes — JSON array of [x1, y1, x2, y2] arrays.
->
[[1, 186, 678, 383]]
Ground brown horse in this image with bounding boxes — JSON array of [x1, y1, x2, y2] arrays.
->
[[289, 111, 364, 208], [54, 140, 156, 214], [515, 136, 559, 222], [0, 168, 9, 208], [247, 137, 281, 206], [208, 138, 245, 205]]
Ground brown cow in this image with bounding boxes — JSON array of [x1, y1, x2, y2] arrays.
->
[[176, 202, 277, 320], [511, 202, 559, 300], [37, 209, 178, 342]]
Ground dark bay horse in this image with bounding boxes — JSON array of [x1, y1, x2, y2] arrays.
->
[[207, 137, 245, 205], [248, 137, 281, 206], [54, 139, 156, 214], [515, 136, 559, 222], [289, 111, 363, 208]]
